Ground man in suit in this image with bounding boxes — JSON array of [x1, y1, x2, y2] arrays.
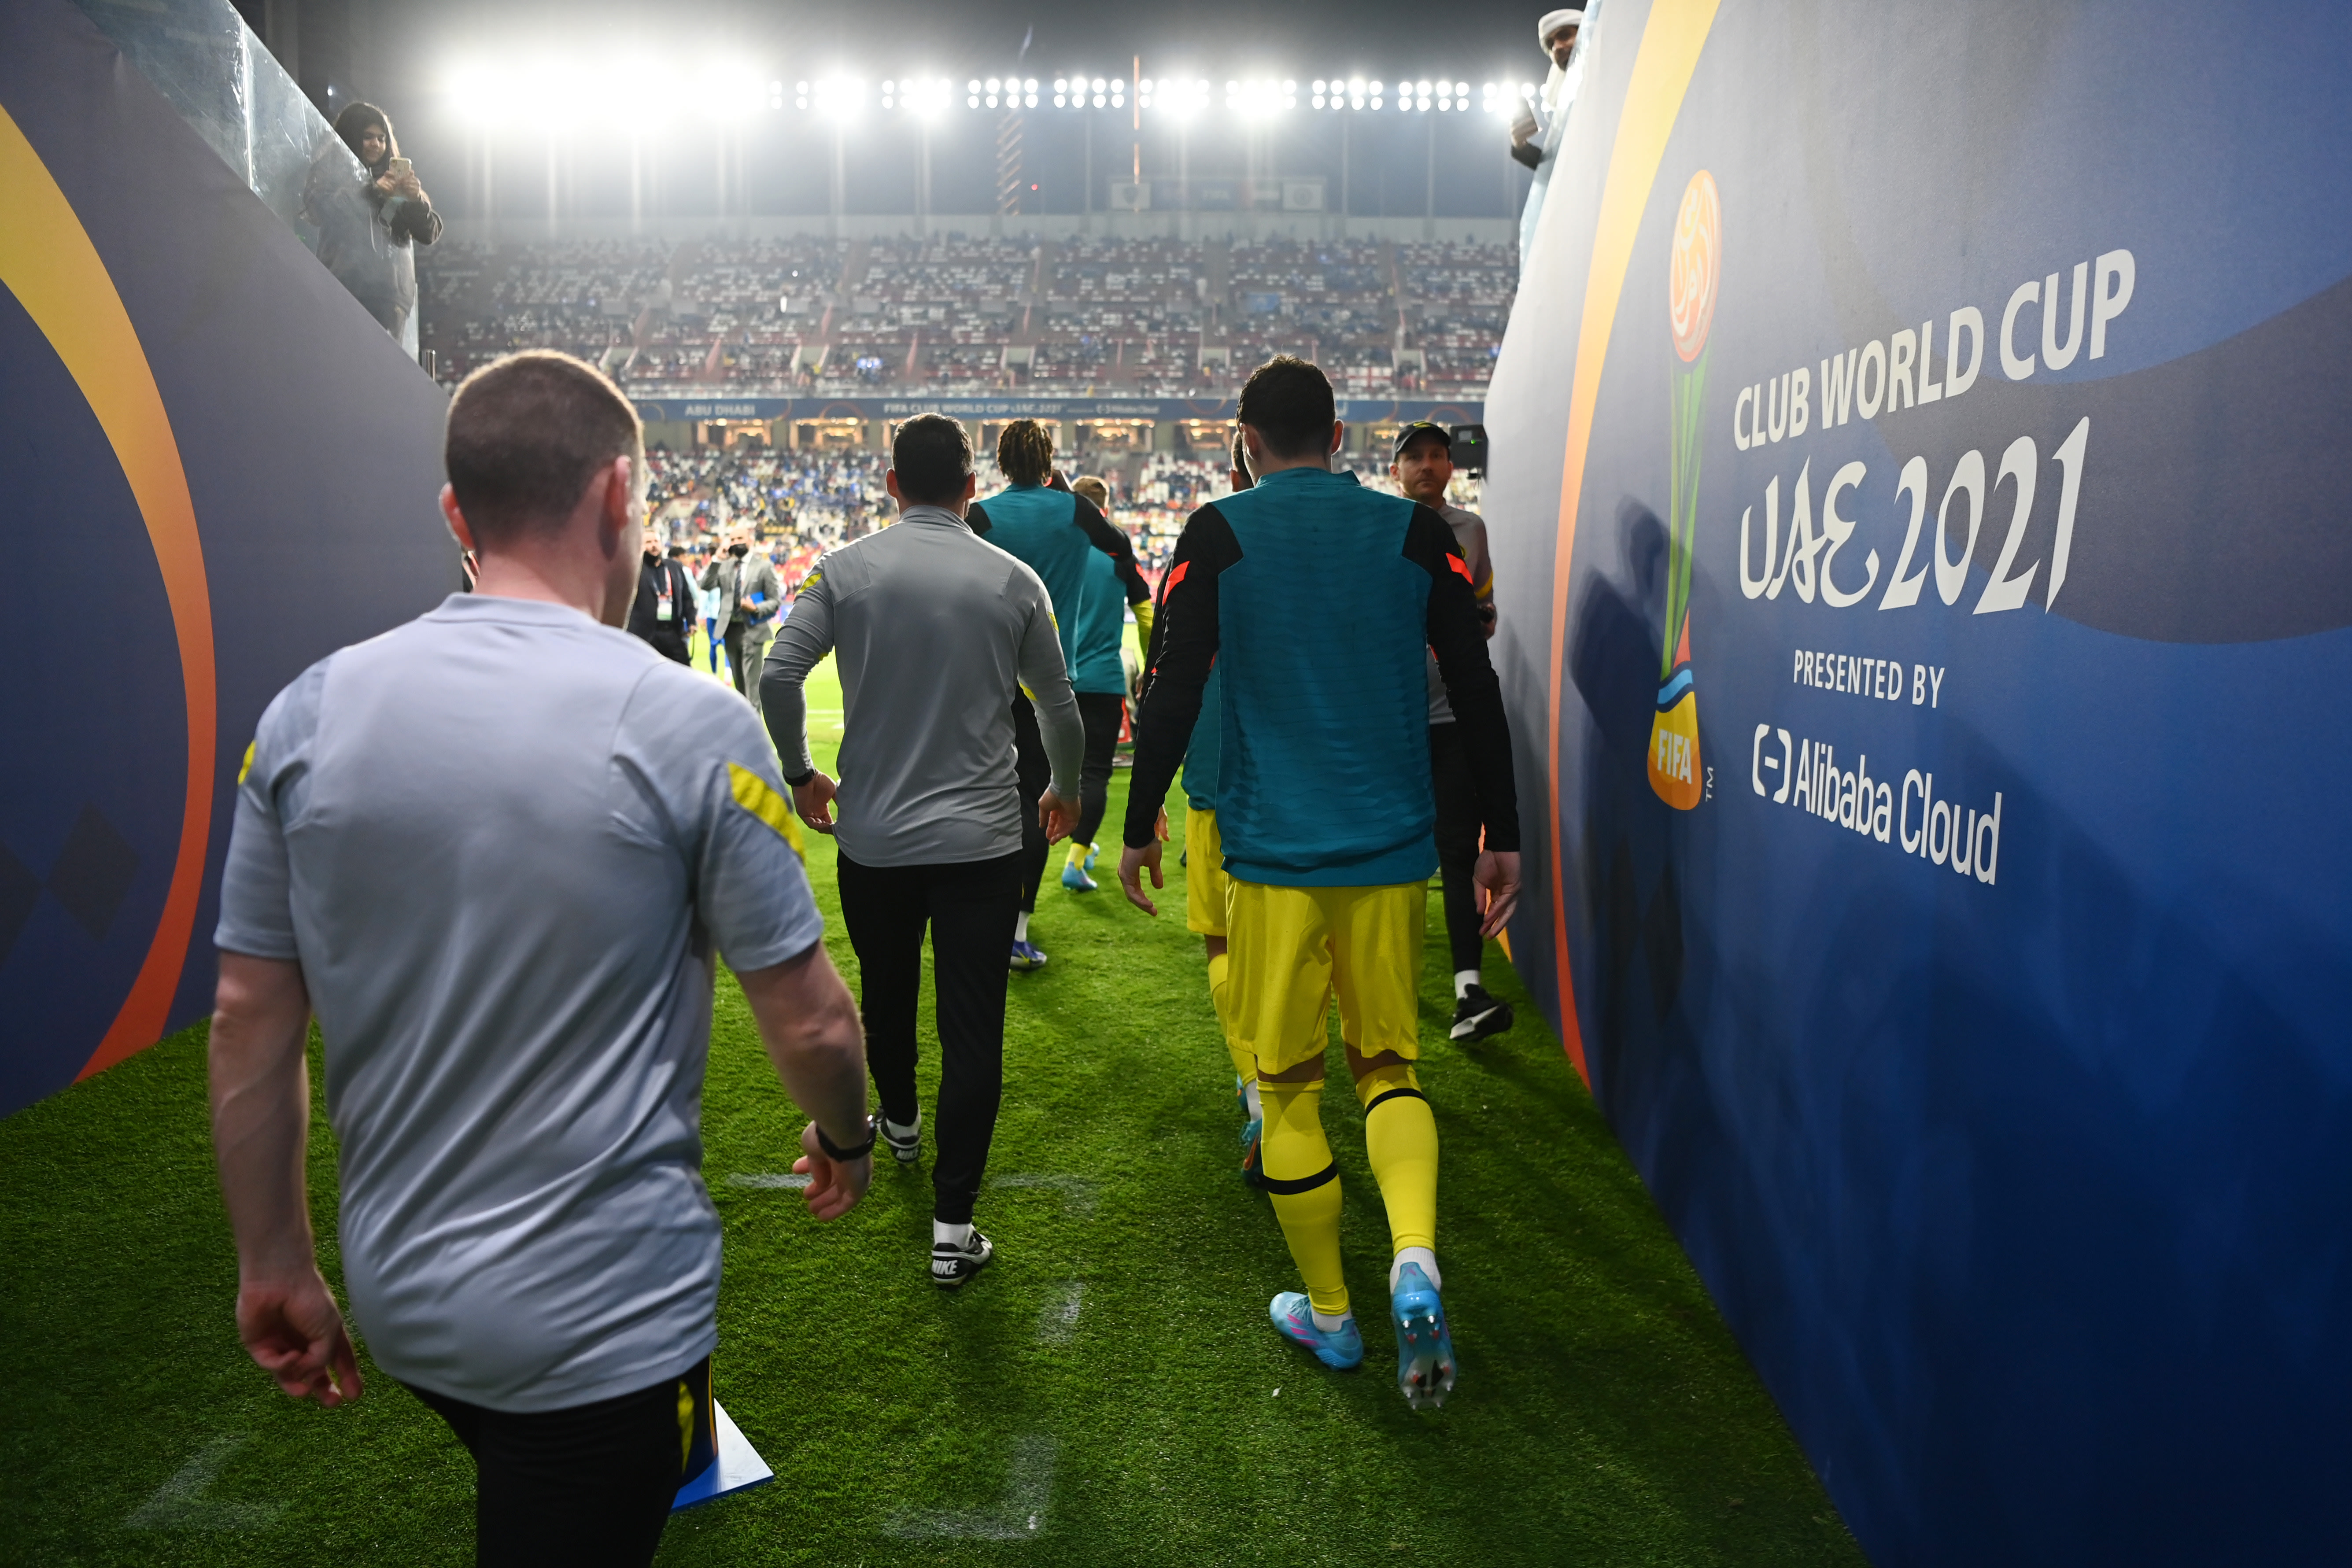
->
[[699, 525, 784, 717]]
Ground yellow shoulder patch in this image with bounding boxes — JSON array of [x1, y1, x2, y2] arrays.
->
[[238, 738, 256, 785], [728, 762, 806, 856]]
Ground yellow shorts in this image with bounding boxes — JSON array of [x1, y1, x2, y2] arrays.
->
[[1225, 878, 1426, 1077], [1185, 808, 1230, 937]]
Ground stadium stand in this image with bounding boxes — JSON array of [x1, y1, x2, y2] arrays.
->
[[421, 231, 1515, 401]]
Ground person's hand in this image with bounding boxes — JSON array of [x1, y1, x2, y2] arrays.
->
[[792, 771, 838, 834], [1154, 806, 1170, 841], [793, 1122, 871, 1220], [1038, 789, 1078, 845], [393, 172, 423, 200], [236, 1270, 363, 1408], [371, 172, 397, 195], [1474, 849, 1521, 937], [1118, 841, 1163, 916]]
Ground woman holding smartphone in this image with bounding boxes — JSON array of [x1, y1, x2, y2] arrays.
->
[[303, 102, 443, 342]]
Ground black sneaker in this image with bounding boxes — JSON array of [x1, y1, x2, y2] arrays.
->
[[931, 1228, 994, 1289], [1450, 985, 1514, 1041], [875, 1112, 922, 1165]]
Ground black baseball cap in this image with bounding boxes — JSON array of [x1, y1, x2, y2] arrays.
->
[[1392, 421, 1453, 458]]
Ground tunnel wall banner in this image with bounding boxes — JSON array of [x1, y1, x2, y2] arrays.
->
[[1481, 1, 2351, 1561], [0, 0, 456, 1118]]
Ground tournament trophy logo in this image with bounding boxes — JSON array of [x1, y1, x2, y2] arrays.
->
[[1650, 168, 1719, 811]]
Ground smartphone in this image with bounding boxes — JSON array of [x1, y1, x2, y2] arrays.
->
[[386, 156, 412, 177]]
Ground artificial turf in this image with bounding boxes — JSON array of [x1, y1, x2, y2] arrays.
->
[[0, 651, 1861, 1566]]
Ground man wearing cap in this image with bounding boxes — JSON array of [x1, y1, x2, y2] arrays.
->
[[1390, 422, 1513, 1044], [1511, 6, 1592, 275]]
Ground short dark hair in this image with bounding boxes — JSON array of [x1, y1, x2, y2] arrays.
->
[[1236, 355, 1336, 460], [893, 413, 974, 506], [444, 351, 642, 547]]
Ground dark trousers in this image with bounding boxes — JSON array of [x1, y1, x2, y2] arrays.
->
[[1073, 692, 1126, 849], [1012, 693, 1050, 913], [836, 849, 1023, 1224], [404, 1356, 709, 1568], [1429, 722, 1485, 974]]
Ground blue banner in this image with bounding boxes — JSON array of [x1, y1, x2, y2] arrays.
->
[[0, 0, 455, 1115], [1482, 1, 2352, 1561]]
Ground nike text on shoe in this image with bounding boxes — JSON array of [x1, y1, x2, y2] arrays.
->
[[1391, 1262, 1457, 1409], [1270, 1293, 1364, 1370], [1449, 984, 1514, 1042], [875, 1112, 922, 1166], [931, 1228, 994, 1289]]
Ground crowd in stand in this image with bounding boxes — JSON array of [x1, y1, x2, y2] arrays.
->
[[419, 232, 1514, 398]]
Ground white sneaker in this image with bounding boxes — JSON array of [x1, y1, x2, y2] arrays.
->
[[930, 1228, 994, 1289]]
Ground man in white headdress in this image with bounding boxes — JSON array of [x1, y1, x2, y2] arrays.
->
[[1510, 7, 1592, 276]]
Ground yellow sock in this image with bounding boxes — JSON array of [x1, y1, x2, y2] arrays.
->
[[1064, 840, 1093, 871], [1206, 953, 1252, 1082], [1260, 1078, 1347, 1317], [1357, 1063, 1438, 1258]]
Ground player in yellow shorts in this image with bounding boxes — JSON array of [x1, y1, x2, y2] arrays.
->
[[1157, 434, 1260, 1171], [1119, 359, 1521, 1409]]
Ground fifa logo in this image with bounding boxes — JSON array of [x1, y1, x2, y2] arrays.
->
[[1650, 169, 1719, 811]]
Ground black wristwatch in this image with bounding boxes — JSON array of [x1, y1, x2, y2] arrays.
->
[[815, 1119, 876, 1162], [783, 767, 815, 789]]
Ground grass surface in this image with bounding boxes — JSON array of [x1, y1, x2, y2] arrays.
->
[[0, 653, 1861, 1566]]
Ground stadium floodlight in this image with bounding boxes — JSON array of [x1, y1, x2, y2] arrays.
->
[[811, 75, 862, 119]]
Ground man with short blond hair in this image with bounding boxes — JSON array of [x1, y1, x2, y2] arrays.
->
[[209, 350, 872, 1567]]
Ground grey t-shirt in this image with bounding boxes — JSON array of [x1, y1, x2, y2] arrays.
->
[[215, 594, 825, 1413], [1427, 503, 1497, 723], [761, 505, 1086, 867]]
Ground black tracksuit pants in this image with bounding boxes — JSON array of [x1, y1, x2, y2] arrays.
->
[[1072, 691, 1126, 850], [1012, 693, 1050, 913], [405, 1356, 711, 1568], [1429, 721, 1486, 974], [835, 849, 1023, 1224]]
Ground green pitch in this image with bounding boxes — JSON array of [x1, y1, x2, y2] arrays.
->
[[0, 654, 1861, 1565]]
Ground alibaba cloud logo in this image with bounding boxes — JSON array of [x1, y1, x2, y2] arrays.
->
[[1649, 168, 1718, 811]]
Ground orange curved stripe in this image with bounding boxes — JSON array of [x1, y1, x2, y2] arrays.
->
[[0, 106, 218, 1081], [1542, 0, 1721, 1085]]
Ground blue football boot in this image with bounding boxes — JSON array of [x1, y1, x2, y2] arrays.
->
[[1270, 1293, 1364, 1370], [1391, 1262, 1457, 1409], [1009, 938, 1049, 971], [1060, 857, 1097, 892]]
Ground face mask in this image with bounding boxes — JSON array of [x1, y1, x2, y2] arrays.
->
[[729, 543, 749, 557]]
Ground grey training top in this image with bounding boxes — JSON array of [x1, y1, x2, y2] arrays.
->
[[216, 594, 825, 1413], [761, 505, 1085, 867], [1427, 503, 1498, 723]]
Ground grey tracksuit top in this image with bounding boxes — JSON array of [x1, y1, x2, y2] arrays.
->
[[761, 505, 1085, 867]]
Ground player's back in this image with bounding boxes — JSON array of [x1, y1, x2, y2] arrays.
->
[[1210, 468, 1436, 886]]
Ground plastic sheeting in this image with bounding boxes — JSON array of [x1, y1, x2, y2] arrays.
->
[[67, 0, 421, 359]]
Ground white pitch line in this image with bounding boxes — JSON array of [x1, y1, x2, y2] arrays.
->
[[726, 1172, 812, 1189], [991, 1173, 1100, 1216], [884, 1434, 1058, 1540], [125, 1435, 283, 1531], [1036, 1281, 1085, 1344]]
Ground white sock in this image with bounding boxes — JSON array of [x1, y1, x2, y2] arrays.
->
[[1311, 1307, 1353, 1333], [933, 1219, 974, 1249], [1454, 969, 1481, 1000], [884, 1111, 919, 1139], [1014, 911, 1030, 942], [1243, 1079, 1263, 1119], [1390, 1247, 1442, 1292]]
